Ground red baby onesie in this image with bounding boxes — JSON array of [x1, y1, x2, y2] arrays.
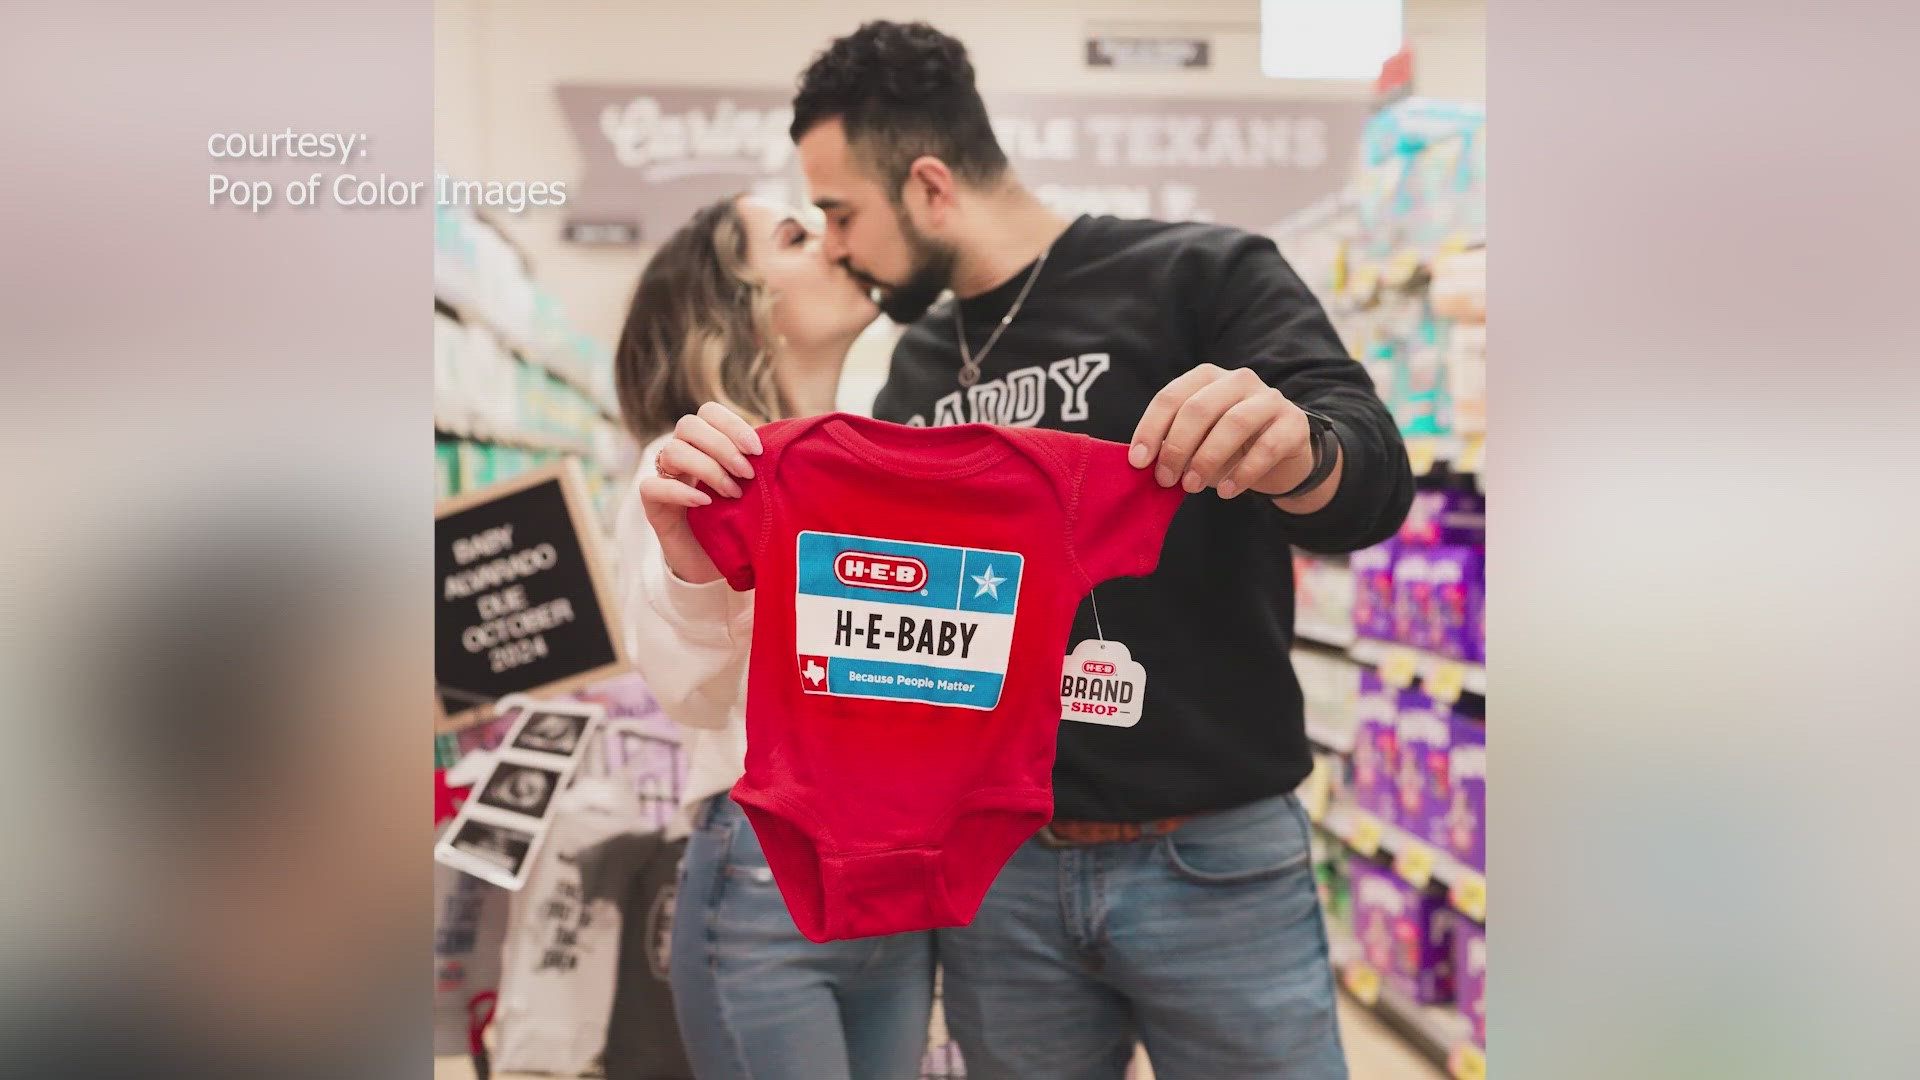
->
[[685, 413, 1185, 942]]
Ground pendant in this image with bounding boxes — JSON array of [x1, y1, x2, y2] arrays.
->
[[958, 365, 980, 388]]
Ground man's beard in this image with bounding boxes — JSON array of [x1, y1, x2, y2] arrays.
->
[[861, 210, 957, 325]]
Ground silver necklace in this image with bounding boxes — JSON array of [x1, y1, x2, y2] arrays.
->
[[955, 242, 1053, 389]]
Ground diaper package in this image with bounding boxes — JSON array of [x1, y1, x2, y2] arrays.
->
[[1351, 541, 1399, 642], [1350, 858, 1455, 1004], [1454, 917, 1487, 1046], [1444, 712, 1486, 871], [1351, 670, 1400, 820]]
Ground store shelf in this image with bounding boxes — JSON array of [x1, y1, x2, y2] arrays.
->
[[1349, 637, 1487, 697], [1296, 621, 1359, 650], [437, 295, 620, 422], [1318, 800, 1486, 924], [1305, 714, 1356, 755], [434, 413, 596, 460], [1328, 925, 1483, 1078], [1404, 434, 1483, 478]]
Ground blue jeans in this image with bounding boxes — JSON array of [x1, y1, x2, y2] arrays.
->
[[669, 794, 936, 1080], [936, 792, 1347, 1080]]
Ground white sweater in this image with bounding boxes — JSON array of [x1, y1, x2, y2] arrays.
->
[[613, 435, 754, 838]]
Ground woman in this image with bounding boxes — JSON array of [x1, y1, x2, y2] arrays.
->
[[611, 194, 932, 1080]]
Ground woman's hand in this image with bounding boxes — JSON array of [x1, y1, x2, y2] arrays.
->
[[639, 402, 765, 585]]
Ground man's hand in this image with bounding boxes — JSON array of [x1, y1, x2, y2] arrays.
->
[[1128, 364, 1340, 511]]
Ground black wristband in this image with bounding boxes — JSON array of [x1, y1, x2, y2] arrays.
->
[[1274, 410, 1340, 501]]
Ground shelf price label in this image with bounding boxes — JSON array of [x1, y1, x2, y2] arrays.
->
[[1342, 963, 1381, 1007], [1427, 661, 1468, 703], [1450, 871, 1487, 921], [1449, 1044, 1487, 1080], [1380, 649, 1419, 689], [1458, 434, 1485, 474], [1305, 765, 1332, 824], [1394, 840, 1436, 888], [1406, 439, 1437, 476], [1348, 812, 1384, 856]]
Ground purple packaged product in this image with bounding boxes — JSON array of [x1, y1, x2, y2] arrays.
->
[[1350, 859, 1455, 1003], [1444, 714, 1486, 870], [1470, 579, 1486, 665], [1428, 544, 1486, 664], [1454, 918, 1486, 1047], [1394, 689, 1453, 841], [1388, 547, 1425, 648], [1350, 671, 1399, 819], [1394, 545, 1484, 659], [1398, 489, 1485, 548], [1350, 540, 1397, 641]]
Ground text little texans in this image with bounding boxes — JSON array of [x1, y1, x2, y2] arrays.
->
[[834, 610, 981, 658]]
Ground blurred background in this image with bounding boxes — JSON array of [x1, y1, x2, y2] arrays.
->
[[9, 2, 1920, 1079], [429, 2, 1484, 1078]]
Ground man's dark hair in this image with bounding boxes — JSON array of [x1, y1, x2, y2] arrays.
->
[[791, 21, 1009, 197]]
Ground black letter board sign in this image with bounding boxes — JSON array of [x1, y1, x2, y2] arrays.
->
[[435, 460, 627, 731]]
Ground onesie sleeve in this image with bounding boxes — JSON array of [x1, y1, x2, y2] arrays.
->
[[1069, 436, 1188, 587], [684, 476, 765, 592]]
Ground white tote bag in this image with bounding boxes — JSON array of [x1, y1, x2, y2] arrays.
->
[[492, 726, 644, 1075], [433, 818, 511, 1058]]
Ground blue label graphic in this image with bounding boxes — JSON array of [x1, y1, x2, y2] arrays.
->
[[822, 656, 1005, 709], [795, 531, 1021, 616], [794, 531, 1024, 711]]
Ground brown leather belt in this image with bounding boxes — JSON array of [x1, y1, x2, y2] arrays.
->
[[1038, 814, 1197, 847]]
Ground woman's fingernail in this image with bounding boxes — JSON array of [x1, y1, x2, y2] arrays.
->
[[748, 435, 765, 455], [1182, 471, 1204, 493], [1218, 480, 1239, 499], [693, 491, 712, 505], [1155, 467, 1176, 487], [738, 460, 755, 479], [1128, 443, 1150, 468]]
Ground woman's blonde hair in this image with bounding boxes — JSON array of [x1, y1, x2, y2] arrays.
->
[[614, 194, 791, 443]]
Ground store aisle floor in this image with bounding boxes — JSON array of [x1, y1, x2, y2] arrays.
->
[[1336, 995, 1449, 1078], [434, 999, 1442, 1080]]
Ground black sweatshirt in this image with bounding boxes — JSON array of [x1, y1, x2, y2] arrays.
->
[[873, 214, 1413, 822]]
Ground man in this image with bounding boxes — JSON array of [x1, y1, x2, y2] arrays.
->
[[791, 21, 1413, 1080]]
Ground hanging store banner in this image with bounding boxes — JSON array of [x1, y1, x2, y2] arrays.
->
[[1085, 35, 1211, 69], [555, 83, 1368, 239]]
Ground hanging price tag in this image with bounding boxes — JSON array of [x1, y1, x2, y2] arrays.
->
[[1449, 1044, 1487, 1080], [1406, 439, 1437, 476], [1348, 812, 1384, 856], [1380, 649, 1418, 689], [1060, 639, 1147, 727], [1450, 871, 1487, 921], [1427, 661, 1468, 704], [1343, 963, 1381, 1006], [1394, 840, 1436, 888]]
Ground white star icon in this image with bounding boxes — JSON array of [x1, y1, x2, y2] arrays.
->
[[971, 565, 1006, 599]]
